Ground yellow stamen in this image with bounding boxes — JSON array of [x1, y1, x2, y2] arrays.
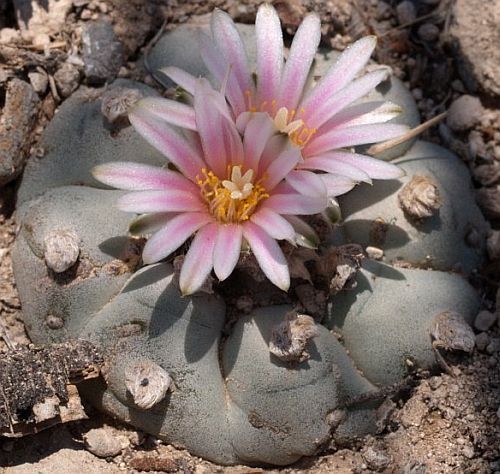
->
[[196, 165, 269, 224]]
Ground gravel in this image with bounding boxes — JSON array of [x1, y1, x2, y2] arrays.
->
[[474, 310, 497, 332], [446, 95, 484, 132]]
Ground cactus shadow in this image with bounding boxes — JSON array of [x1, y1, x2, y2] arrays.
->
[[338, 179, 403, 215], [98, 235, 134, 259], [340, 219, 411, 250]]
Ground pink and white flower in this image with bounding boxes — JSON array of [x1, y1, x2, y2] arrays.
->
[[162, 4, 407, 197], [93, 80, 328, 295]]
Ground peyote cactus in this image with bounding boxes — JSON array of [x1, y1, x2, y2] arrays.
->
[[12, 6, 485, 466]]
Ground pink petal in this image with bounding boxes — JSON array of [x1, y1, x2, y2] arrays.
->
[[305, 123, 409, 156], [198, 31, 247, 116], [194, 79, 244, 176], [142, 212, 213, 264], [320, 101, 401, 130], [250, 208, 295, 241], [324, 151, 405, 179], [318, 174, 356, 197], [243, 113, 276, 171], [279, 13, 321, 111], [304, 69, 390, 130], [159, 67, 197, 95], [117, 190, 205, 214], [236, 111, 253, 134], [243, 221, 290, 291], [265, 193, 327, 215], [92, 162, 198, 191], [137, 97, 196, 130], [179, 223, 218, 295], [283, 215, 319, 248], [129, 105, 205, 179], [210, 10, 252, 107], [257, 134, 289, 176], [299, 155, 371, 183], [301, 36, 377, 117], [263, 148, 301, 191], [256, 3, 283, 105], [213, 224, 243, 281], [285, 169, 327, 197], [129, 213, 173, 235]]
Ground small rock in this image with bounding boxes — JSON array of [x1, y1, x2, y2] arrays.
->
[[46, 314, 65, 330], [33, 396, 60, 423], [82, 20, 124, 84], [396, 1, 416, 25], [477, 187, 500, 220], [53, 63, 81, 98], [400, 397, 427, 428], [44, 229, 80, 273], [486, 338, 500, 354], [462, 445, 474, 459], [28, 71, 48, 94], [486, 230, 500, 260], [446, 95, 483, 131], [366, 246, 384, 260], [0, 28, 21, 44], [362, 446, 391, 472], [32, 32, 50, 49], [84, 427, 127, 458], [475, 332, 490, 352], [474, 310, 496, 332], [418, 23, 440, 41], [0, 78, 40, 186]]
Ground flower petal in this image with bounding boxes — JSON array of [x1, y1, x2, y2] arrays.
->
[[256, 3, 284, 105], [129, 104, 205, 179], [250, 208, 296, 241], [136, 97, 196, 130], [117, 190, 205, 214], [279, 13, 321, 111], [257, 134, 290, 176], [304, 69, 390, 130], [285, 169, 327, 197], [243, 113, 276, 171], [324, 151, 405, 179], [198, 31, 247, 116], [301, 36, 377, 116], [265, 193, 327, 215], [299, 155, 371, 183], [142, 212, 213, 264], [210, 10, 253, 105], [194, 79, 244, 176], [159, 67, 197, 95], [213, 224, 243, 281], [305, 123, 409, 156], [318, 174, 356, 197], [283, 215, 319, 248], [92, 162, 199, 191], [179, 223, 218, 295], [321, 101, 402, 130], [263, 147, 301, 191], [243, 221, 289, 291]]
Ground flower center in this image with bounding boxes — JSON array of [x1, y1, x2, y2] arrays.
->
[[245, 91, 317, 148], [197, 165, 269, 223]]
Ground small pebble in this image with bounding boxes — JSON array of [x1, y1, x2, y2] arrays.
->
[[446, 95, 484, 131], [54, 63, 81, 98], [0, 28, 20, 45], [418, 23, 440, 41], [28, 71, 48, 94], [475, 332, 490, 352], [362, 446, 391, 471], [396, 1, 416, 25], [366, 246, 384, 260], [474, 310, 496, 332], [84, 427, 125, 458], [486, 338, 500, 355], [462, 445, 474, 459]]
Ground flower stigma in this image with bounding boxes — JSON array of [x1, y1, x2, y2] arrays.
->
[[245, 91, 317, 148], [197, 165, 269, 223]]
